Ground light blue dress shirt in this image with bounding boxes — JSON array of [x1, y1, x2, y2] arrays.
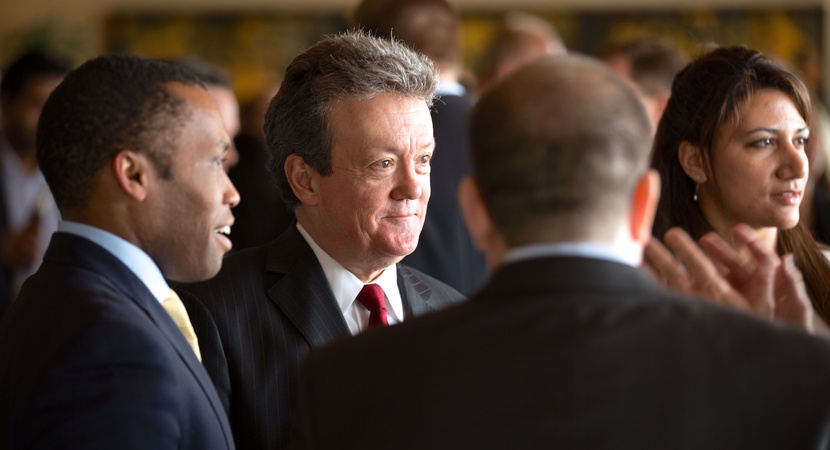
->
[[504, 241, 640, 268], [58, 221, 170, 304]]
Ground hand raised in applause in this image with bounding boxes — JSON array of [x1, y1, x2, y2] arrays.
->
[[642, 224, 814, 334]]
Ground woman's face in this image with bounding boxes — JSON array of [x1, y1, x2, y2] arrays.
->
[[700, 89, 809, 232]]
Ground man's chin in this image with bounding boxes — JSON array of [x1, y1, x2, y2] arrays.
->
[[166, 260, 223, 284], [387, 242, 419, 261]]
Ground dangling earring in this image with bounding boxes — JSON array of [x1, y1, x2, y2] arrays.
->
[[693, 177, 700, 202]]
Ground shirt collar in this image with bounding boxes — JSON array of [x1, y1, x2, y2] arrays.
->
[[296, 223, 404, 324], [436, 81, 466, 97], [504, 241, 641, 267], [58, 221, 170, 303]]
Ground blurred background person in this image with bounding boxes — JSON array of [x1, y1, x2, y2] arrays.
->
[[228, 82, 295, 251], [0, 50, 69, 317], [597, 36, 689, 133], [175, 56, 241, 171], [651, 46, 830, 327], [475, 11, 566, 95], [799, 99, 830, 246], [352, 0, 488, 295]]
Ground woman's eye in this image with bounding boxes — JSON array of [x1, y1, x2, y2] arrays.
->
[[418, 155, 431, 164], [374, 160, 391, 169], [752, 138, 773, 148], [795, 136, 808, 146]]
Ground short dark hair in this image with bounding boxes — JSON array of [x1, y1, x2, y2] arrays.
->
[[598, 37, 689, 96], [352, 0, 460, 71], [1, 50, 70, 98], [264, 30, 438, 208], [37, 54, 204, 213], [470, 55, 652, 246], [476, 13, 564, 88], [174, 56, 232, 88]]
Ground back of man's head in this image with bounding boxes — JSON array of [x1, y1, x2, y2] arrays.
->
[[174, 56, 232, 89], [351, 0, 460, 74], [1, 50, 69, 99], [37, 54, 203, 214], [174, 56, 240, 169], [476, 13, 565, 94], [598, 37, 689, 98], [469, 55, 652, 247]]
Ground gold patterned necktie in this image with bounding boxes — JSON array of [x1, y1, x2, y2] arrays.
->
[[162, 289, 202, 362]]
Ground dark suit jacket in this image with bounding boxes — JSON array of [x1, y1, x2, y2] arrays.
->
[[0, 232, 235, 449], [175, 225, 465, 450], [401, 94, 488, 295], [292, 256, 830, 449]]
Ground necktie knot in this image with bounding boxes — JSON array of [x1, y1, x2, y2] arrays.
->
[[356, 284, 388, 328], [162, 289, 202, 362]]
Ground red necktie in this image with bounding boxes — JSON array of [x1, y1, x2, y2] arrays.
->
[[356, 284, 388, 328]]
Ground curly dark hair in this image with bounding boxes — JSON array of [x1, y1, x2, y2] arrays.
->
[[36, 54, 204, 213]]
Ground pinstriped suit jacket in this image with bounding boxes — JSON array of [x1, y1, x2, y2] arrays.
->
[[174, 225, 465, 450]]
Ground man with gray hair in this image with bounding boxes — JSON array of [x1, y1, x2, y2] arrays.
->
[[175, 30, 464, 450], [290, 54, 830, 448], [352, 0, 489, 295]]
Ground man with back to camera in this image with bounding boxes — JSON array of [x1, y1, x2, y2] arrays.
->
[[174, 30, 465, 450], [290, 54, 830, 449], [0, 55, 239, 449]]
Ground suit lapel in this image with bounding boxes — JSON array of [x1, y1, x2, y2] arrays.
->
[[148, 290, 234, 447], [397, 264, 434, 318], [265, 226, 351, 347], [44, 232, 234, 448]]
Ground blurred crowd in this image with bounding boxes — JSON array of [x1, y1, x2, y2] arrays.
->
[[3, 0, 830, 448]]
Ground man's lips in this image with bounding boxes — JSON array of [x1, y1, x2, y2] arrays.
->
[[214, 220, 234, 249], [384, 212, 420, 220]]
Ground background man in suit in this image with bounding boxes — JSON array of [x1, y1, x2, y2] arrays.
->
[[175, 31, 464, 450], [227, 82, 295, 250], [0, 51, 69, 316], [290, 55, 830, 449], [475, 11, 567, 95], [175, 56, 241, 171], [0, 55, 239, 449], [352, 0, 488, 295]]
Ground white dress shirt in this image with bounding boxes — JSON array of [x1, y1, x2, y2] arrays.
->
[[296, 223, 404, 334], [436, 80, 466, 97]]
